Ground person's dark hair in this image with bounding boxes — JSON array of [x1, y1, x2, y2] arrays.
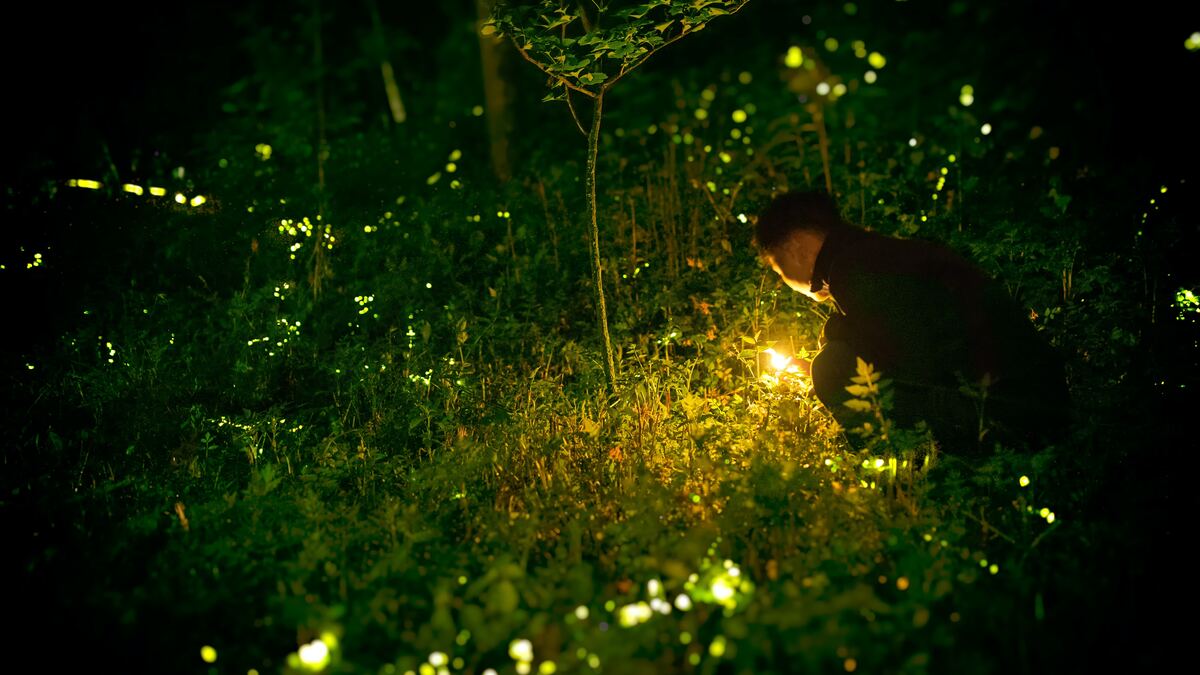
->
[[753, 191, 845, 253]]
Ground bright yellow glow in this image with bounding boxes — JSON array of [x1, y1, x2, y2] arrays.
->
[[509, 639, 533, 663], [1187, 32, 1200, 51], [574, 605, 589, 620], [427, 172, 441, 185], [981, 123, 992, 135], [174, 193, 187, 204], [824, 37, 839, 51], [123, 184, 144, 195], [255, 143, 273, 159], [816, 82, 831, 96], [1019, 475, 1030, 487], [298, 639, 330, 669], [73, 179, 102, 190], [762, 348, 791, 371], [731, 109, 747, 123], [190, 195, 207, 207], [149, 186, 166, 196], [694, 108, 708, 120], [785, 46, 804, 68], [449, 149, 462, 161], [429, 652, 448, 667], [709, 635, 727, 657], [960, 93, 974, 106], [618, 602, 653, 627], [445, 162, 457, 173], [200, 645, 217, 663], [897, 576, 910, 590], [868, 52, 886, 68], [539, 661, 557, 675], [844, 658, 858, 672], [711, 578, 734, 602], [864, 70, 877, 84]]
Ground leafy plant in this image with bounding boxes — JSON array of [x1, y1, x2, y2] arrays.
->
[[487, 0, 749, 392]]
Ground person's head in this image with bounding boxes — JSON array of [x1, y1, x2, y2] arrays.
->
[[753, 191, 843, 301]]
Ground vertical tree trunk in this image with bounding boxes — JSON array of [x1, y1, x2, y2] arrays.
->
[[367, 0, 407, 124], [477, 0, 515, 182], [587, 93, 617, 392], [310, 0, 331, 299]]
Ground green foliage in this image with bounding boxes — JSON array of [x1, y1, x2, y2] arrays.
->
[[4, 2, 1184, 673], [488, 0, 748, 100]]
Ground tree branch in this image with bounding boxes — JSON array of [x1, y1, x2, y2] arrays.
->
[[564, 88, 589, 137], [510, 38, 597, 99], [603, 1, 750, 93]]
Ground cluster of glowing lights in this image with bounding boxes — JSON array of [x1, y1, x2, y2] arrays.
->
[[255, 143, 273, 160], [1030, 506, 1058, 524], [685, 557, 755, 611], [245, 317, 300, 356], [354, 294, 376, 316], [960, 84, 975, 107], [286, 632, 336, 672], [27, 252, 44, 269], [278, 216, 336, 258], [69, 178, 205, 204], [1174, 288, 1199, 321], [508, 639, 536, 674]]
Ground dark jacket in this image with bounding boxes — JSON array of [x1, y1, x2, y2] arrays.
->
[[809, 226, 1068, 450]]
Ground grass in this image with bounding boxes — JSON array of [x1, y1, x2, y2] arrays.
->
[[4, 3, 1192, 673]]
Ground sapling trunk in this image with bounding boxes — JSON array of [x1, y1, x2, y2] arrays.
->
[[587, 93, 618, 392]]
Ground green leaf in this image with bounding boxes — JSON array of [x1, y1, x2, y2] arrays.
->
[[844, 384, 872, 398], [579, 71, 608, 84], [541, 11, 577, 30], [844, 399, 874, 412]]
